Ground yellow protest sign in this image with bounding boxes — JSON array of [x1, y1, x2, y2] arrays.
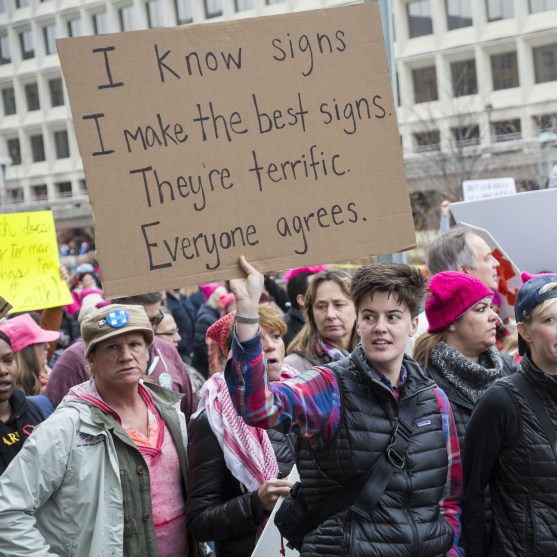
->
[[0, 211, 73, 312]]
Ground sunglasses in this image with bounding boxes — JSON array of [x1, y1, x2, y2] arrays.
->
[[149, 309, 164, 328]]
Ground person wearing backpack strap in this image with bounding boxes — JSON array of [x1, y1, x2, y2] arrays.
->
[[0, 331, 48, 475], [463, 273, 557, 556], [225, 257, 464, 557]]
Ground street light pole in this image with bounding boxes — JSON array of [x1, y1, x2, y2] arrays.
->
[[538, 132, 557, 188]]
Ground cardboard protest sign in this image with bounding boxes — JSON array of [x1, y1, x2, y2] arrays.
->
[[0, 211, 73, 312], [462, 177, 516, 202], [460, 223, 521, 321], [57, 4, 415, 298], [451, 189, 557, 275], [252, 466, 300, 557]]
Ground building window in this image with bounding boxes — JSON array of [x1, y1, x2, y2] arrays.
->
[[529, 0, 557, 13], [491, 51, 519, 90], [147, 0, 164, 28], [0, 0, 5, 13], [30, 134, 45, 162], [175, 0, 193, 23], [7, 188, 24, 203], [412, 66, 438, 103], [93, 12, 108, 35], [452, 125, 480, 148], [31, 184, 48, 200], [534, 43, 557, 83], [49, 78, 64, 107], [54, 130, 70, 158], [0, 34, 10, 64], [79, 179, 87, 192], [205, 0, 222, 17], [20, 29, 35, 60], [68, 18, 82, 37], [2, 87, 16, 115], [451, 59, 477, 96], [486, 0, 514, 20], [15, 0, 29, 8], [7, 138, 21, 165], [25, 82, 40, 111], [493, 119, 521, 141], [235, 0, 253, 10], [266, 0, 283, 4], [533, 113, 557, 132], [55, 181, 72, 197], [407, 0, 433, 38], [43, 24, 57, 54], [119, 6, 135, 31], [414, 130, 440, 152], [446, 0, 472, 30]]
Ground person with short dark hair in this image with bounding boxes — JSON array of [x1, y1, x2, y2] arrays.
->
[[283, 270, 312, 349], [225, 257, 463, 557], [463, 274, 557, 556]]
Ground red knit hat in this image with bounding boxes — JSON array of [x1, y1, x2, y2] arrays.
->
[[426, 271, 493, 333], [206, 311, 236, 355]]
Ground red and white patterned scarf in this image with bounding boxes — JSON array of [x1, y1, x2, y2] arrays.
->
[[194, 367, 297, 491]]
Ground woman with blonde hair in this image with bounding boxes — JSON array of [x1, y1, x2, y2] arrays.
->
[[285, 269, 357, 371], [463, 274, 557, 556], [414, 271, 517, 450]]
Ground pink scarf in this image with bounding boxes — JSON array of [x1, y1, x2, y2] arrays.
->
[[68, 379, 165, 463], [193, 366, 297, 491]]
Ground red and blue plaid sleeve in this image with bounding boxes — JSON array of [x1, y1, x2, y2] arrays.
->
[[434, 386, 464, 557], [224, 329, 341, 446]]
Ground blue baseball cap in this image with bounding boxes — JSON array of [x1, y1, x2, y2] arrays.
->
[[515, 274, 557, 355]]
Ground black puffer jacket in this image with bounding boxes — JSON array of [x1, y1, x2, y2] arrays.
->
[[186, 410, 295, 557], [191, 304, 220, 378], [486, 357, 557, 556], [297, 347, 455, 557]]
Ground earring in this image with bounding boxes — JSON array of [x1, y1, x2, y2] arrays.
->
[[448, 324, 456, 333]]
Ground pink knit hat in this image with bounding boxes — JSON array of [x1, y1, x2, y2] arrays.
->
[[0, 313, 60, 353], [282, 266, 328, 282], [200, 283, 225, 300], [426, 271, 494, 333], [219, 293, 235, 311]]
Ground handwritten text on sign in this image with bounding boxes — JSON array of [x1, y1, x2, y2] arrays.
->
[[0, 211, 72, 312], [58, 5, 415, 297]]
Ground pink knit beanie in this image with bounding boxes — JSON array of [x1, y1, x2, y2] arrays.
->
[[200, 283, 225, 301], [426, 271, 494, 333]]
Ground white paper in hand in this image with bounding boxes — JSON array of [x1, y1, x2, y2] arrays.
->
[[251, 466, 300, 557]]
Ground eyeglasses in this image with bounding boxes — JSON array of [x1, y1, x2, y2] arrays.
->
[[149, 309, 164, 328], [156, 328, 179, 337]]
